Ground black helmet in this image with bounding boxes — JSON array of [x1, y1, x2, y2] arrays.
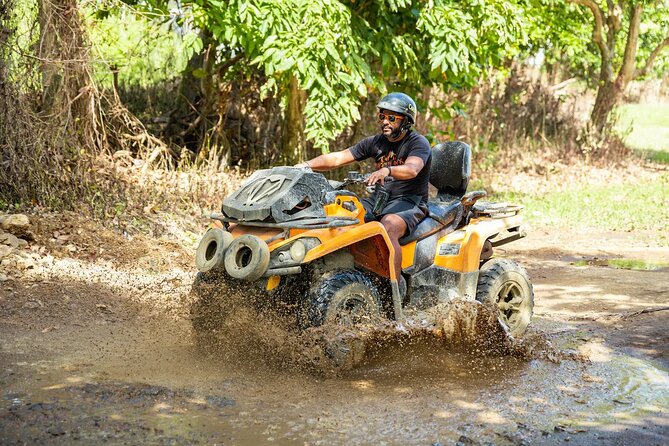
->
[[377, 92, 417, 125]]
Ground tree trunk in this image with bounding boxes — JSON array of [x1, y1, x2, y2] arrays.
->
[[282, 75, 307, 164], [589, 2, 643, 132], [0, 0, 10, 89], [591, 78, 622, 131], [37, 0, 99, 149]]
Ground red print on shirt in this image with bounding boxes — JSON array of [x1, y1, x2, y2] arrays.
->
[[376, 151, 405, 170]]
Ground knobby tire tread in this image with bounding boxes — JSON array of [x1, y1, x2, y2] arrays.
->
[[304, 269, 380, 328]]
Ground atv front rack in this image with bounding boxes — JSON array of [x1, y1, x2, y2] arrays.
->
[[211, 213, 359, 229]]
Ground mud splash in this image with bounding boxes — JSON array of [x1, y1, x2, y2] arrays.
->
[[189, 287, 560, 377]]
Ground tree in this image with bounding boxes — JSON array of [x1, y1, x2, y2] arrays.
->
[[565, 0, 669, 130], [118, 0, 528, 162], [38, 0, 102, 148]]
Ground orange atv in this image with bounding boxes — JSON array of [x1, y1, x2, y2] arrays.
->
[[191, 142, 533, 343]]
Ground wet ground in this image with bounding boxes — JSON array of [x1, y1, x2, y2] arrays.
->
[[1, 224, 668, 445]]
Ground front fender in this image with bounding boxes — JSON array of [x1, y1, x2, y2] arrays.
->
[[301, 221, 398, 280]]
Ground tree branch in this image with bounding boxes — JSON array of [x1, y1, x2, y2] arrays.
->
[[606, 0, 621, 33], [636, 35, 669, 78], [568, 0, 609, 62], [619, 305, 669, 319], [617, 3, 642, 85]]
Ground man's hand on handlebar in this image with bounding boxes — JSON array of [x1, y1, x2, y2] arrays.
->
[[366, 167, 392, 186]]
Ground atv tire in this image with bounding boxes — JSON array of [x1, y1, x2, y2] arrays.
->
[[301, 269, 382, 328], [475, 258, 534, 337]]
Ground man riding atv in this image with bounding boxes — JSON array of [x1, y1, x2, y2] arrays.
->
[[296, 92, 430, 296], [192, 91, 534, 368]]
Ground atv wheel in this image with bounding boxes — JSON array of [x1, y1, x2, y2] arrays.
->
[[475, 258, 534, 337], [302, 269, 382, 328]]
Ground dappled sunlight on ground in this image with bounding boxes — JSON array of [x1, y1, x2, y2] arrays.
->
[[535, 282, 648, 317], [1, 214, 668, 444]]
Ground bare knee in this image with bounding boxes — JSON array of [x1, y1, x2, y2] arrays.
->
[[380, 214, 407, 240]]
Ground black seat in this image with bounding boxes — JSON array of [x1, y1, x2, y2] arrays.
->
[[399, 142, 471, 245]]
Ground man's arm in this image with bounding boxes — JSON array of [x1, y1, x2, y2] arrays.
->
[[366, 155, 425, 185], [295, 148, 357, 171]]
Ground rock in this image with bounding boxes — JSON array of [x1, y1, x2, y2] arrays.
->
[[1, 214, 34, 240], [0, 273, 8, 282], [0, 245, 12, 259], [456, 436, 480, 446], [16, 256, 35, 270], [17, 239, 28, 249], [2, 233, 20, 248], [205, 395, 235, 408], [23, 300, 42, 309]]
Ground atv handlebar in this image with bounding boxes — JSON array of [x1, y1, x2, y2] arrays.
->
[[338, 171, 393, 190]]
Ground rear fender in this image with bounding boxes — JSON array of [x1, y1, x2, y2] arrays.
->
[[434, 215, 523, 273]]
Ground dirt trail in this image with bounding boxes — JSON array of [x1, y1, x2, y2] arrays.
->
[[1, 216, 668, 445]]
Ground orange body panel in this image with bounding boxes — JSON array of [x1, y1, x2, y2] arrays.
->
[[401, 241, 417, 269], [266, 275, 281, 290], [434, 215, 522, 272], [301, 222, 398, 280], [222, 194, 441, 282], [321, 195, 365, 222]]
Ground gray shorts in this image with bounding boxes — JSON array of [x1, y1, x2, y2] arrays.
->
[[361, 194, 428, 235]]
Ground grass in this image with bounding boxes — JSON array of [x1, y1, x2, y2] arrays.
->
[[573, 258, 669, 270], [493, 177, 669, 233], [616, 103, 669, 162]]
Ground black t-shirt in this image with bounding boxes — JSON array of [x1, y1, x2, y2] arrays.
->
[[349, 130, 432, 202]]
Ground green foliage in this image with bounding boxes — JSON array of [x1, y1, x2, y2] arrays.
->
[[418, 1, 527, 79], [156, 0, 528, 150], [638, 2, 669, 77], [528, 1, 669, 83], [3, 0, 41, 90], [85, 2, 200, 87], [525, 1, 599, 81]]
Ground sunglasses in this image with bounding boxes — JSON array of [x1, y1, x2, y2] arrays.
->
[[377, 112, 404, 123]]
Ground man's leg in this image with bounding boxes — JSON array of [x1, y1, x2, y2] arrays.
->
[[379, 214, 407, 283]]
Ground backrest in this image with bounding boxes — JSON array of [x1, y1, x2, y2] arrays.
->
[[429, 141, 471, 200]]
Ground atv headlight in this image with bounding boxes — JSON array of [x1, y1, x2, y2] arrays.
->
[[270, 237, 320, 268], [289, 241, 306, 263]]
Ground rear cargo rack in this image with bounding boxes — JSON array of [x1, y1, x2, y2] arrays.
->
[[472, 202, 523, 219]]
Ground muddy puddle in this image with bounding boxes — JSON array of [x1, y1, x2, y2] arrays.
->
[[2, 298, 668, 445]]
